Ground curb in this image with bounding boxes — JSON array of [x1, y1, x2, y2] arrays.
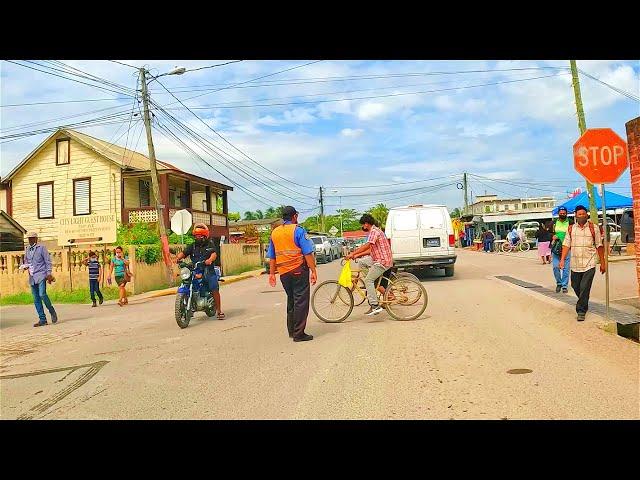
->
[[608, 256, 634, 263]]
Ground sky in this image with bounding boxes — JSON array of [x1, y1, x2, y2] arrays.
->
[[1, 59, 638, 220]]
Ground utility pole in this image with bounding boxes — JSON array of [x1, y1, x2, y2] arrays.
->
[[463, 172, 469, 215], [319, 186, 325, 232], [139, 67, 173, 279], [570, 60, 598, 223]]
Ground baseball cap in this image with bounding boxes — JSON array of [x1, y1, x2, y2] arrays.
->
[[558, 206, 568, 213], [26, 231, 38, 238], [282, 206, 298, 219]]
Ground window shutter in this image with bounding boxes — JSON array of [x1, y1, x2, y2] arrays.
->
[[38, 183, 54, 218], [74, 178, 90, 215]]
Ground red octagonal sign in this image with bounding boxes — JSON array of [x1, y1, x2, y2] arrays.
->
[[573, 128, 629, 184]]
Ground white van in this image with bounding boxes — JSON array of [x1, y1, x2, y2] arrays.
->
[[385, 204, 457, 277]]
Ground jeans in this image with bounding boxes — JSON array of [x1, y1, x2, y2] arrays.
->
[[483, 240, 494, 252], [552, 252, 570, 287], [89, 279, 103, 302], [571, 267, 596, 314], [31, 279, 56, 322]]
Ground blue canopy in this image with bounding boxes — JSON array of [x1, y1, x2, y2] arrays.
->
[[552, 190, 633, 215]]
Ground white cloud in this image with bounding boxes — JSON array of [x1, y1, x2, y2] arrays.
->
[[341, 128, 364, 138], [357, 102, 386, 120], [457, 122, 509, 138], [434, 95, 455, 110]]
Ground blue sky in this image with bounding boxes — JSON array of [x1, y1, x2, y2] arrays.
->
[[1, 60, 638, 219]]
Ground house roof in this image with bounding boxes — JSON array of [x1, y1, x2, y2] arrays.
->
[[2, 129, 232, 191], [0, 210, 27, 234]]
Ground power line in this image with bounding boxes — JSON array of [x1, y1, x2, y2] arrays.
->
[[183, 60, 243, 72], [0, 98, 128, 108], [578, 68, 640, 102], [151, 78, 318, 192], [109, 60, 140, 70], [326, 174, 460, 189]]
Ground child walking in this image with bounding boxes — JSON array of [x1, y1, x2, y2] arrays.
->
[[83, 251, 104, 307], [108, 246, 133, 307]]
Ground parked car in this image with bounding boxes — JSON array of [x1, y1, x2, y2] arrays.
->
[[385, 204, 456, 277], [310, 235, 333, 263], [599, 222, 622, 249], [619, 208, 634, 244], [515, 221, 540, 241], [328, 238, 342, 259]]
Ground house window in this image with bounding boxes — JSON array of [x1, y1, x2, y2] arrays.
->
[[37, 182, 54, 219], [73, 177, 91, 216], [56, 138, 70, 165], [139, 179, 151, 207]]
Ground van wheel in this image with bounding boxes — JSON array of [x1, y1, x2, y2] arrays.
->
[[444, 266, 454, 277]]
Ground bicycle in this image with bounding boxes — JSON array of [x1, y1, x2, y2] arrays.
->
[[500, 239, 531, 253], [345, 258, 421, 306], [311, 259, 428, 322]]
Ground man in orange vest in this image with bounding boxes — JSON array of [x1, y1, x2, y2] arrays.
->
[[268, 206, 317, 342]]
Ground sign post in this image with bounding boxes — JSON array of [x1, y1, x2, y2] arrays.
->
[[573, 128, 630, 322]]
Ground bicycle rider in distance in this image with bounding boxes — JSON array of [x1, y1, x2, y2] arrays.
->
[[345, 214, 394, 316]]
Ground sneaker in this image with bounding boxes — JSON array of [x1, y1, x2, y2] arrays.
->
[[92, 301, 97, 308], [577, 313, 586, 322], [50, 311, 58, 324], [562, 287, 568, 293], [555, 285, 561, 293], [366, 305, 384, 316], [33, 321, 47, 327], [99, 297, 104, 305], [293, 333, 313, 342]]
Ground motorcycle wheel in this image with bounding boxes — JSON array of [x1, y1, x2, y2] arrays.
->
[[175, 293, 192, 329]]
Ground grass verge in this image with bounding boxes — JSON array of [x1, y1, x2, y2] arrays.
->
[[0, 287, 121, 306]]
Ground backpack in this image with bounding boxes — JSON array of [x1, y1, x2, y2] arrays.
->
[[567, 221, 603, 247]]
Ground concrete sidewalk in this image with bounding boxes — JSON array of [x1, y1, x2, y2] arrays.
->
[[129, 267, 266, 303]]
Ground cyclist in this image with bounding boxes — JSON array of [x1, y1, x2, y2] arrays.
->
[[345, 214, 393, 316], [507, 226, 519, 246]]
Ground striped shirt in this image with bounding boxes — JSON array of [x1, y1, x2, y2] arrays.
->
[[88, 259, 101, 280], [367, 225, 393, 268]]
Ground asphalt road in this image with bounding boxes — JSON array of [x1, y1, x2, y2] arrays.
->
[[1, 249, 638, 419]]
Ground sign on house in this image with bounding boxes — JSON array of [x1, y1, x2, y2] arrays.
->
[[57, 214, 117, 246]]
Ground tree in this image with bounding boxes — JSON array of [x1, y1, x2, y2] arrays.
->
[[336, 208, 360, 232], [450, 207, 461, 218], [254, 210, 264, 220], [228, 212, 241, 222], [366, 203, 389, 229], [244, 211, 257, 221]]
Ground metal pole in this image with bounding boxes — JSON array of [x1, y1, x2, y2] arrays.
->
[[68, 245, 73, 292], [339, 196, 343, 236], [570, 60, 598, 223], [463, 172, 468, 215], [601, 184, 609, 321]]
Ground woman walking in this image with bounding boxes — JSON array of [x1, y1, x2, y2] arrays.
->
[[536, 222, 552, 264], [108, 246, 133, 306]]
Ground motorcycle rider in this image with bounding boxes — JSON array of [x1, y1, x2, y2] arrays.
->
[[175, 223, 225, 319]]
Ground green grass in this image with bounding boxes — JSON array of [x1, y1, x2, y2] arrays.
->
[[0, 287, 121, 306], [225, 264, 262, 277]]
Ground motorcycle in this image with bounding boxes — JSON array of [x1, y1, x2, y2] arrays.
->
[[175, 261, 217, 328]]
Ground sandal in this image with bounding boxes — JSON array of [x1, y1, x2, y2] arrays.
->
[[118, 299, 124, 307], [217, 312, 226, 320]]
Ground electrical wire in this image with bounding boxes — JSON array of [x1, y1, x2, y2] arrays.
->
[[578, 68, 640, 102], [183, 60, 243, 73]]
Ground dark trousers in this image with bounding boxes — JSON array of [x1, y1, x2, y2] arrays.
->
[[90, 279, 103, 302], [570, 267, 595, 314], [280, 264, 310, 338]]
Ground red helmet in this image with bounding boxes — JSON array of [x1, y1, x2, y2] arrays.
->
[[192, 223, 209, 238]]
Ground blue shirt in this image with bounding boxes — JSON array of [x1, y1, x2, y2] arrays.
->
[[23, 243, 52, 286], [267, 221, 315, 258]]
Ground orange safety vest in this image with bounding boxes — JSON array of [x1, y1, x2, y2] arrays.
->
[[271, 224, 304, 275]]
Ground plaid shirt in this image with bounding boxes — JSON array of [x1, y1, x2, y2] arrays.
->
[[367, 225, 393, 268], [562, 221, 603, 273]]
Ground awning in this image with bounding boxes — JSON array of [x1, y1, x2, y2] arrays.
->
[[481, 211, 552, 223]]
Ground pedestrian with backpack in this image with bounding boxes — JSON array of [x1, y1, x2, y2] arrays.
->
[[558, 205, 606, 321], [551, 206, 571, 292]]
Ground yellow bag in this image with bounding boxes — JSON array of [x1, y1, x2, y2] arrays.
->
[[338, 261, 352, 288]]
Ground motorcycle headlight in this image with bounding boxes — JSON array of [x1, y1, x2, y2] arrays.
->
[[180, 267, 191, 280]]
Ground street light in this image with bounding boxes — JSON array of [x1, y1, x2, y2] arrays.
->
[[331, 189, 343, 237]]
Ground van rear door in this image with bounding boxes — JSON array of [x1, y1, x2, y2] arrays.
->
[[388, 209, 420, 259], [419, 208, 449, 256]]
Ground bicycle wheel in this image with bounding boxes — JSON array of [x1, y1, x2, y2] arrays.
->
[[501, 242, 511, 253], [393, 270, 420, 282], [351, 277, 367, 306], [383, 278, 428, 321], [312, 280, 354, 323], [519, 241, 531, 252], [389, 271, 423, 305]]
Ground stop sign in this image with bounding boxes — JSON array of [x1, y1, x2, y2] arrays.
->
[[573, 128, 629, 184]]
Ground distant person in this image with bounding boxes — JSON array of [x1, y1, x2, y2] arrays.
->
[[535, 222, 552, 265], [551, 206, 571, 293], [108, 246, 133, 307], [485, 228, 495, 252], [82, 251, 104, 307], [19, 231, 58, 327], [559, 205, 605, 322], [507, 226, 519, 246]]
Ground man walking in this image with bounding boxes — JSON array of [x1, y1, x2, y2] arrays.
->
[[558, 205, 606, 321], [551, 206, 571, 293], [268, 206, 317, 342], [20, 232, 58, 327]]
